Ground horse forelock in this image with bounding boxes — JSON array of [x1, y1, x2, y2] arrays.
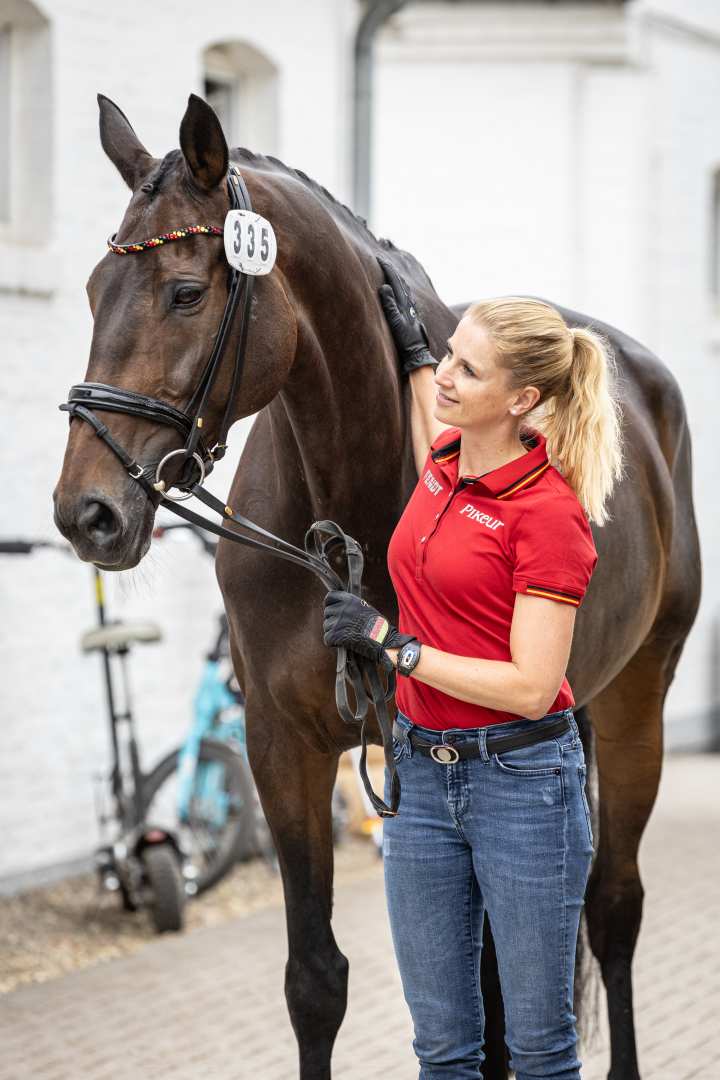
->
[[138, 151, 182, 199]]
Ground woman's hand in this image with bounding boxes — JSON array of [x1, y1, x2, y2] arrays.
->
[[378, 258, 437, 376], [322, 590, 416, 670], [378, 256, 451, 473]]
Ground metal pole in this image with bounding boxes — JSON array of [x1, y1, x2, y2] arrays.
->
[[353, 0, 408, 222], [94, 568, 124, 808]]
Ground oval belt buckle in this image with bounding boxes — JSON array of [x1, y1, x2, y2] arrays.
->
[[429, 744, 460, 765]]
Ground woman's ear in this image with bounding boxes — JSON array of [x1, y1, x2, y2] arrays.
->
[[511, 386, 541, 416]]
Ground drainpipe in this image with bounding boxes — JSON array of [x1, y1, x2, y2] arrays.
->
[[353, 0, 408, 221], [352, 1, 630, 223]]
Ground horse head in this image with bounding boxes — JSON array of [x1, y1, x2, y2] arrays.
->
[[53, 94, 297, 569]]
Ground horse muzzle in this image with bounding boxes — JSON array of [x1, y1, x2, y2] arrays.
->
[[53, 487, 152, 570]]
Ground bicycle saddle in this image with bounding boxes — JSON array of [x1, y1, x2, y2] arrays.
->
[[81, 620, 163, 653]]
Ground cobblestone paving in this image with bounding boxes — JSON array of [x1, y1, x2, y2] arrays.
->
[[0, 754, 717, 1079]]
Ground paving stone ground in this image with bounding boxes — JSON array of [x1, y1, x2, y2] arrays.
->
[[1, 753, 717, 1079]]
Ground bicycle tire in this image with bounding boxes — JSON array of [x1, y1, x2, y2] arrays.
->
[[143, 738, 256, 896], [141, 843, 185, 933]]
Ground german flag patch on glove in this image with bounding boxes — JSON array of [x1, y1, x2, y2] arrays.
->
[[367, 615, 389, 643]]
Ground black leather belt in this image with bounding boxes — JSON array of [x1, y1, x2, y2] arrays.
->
[[394, 714, 571, 765]]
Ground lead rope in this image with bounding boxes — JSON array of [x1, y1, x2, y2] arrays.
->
[[304, 520, 400, 818]]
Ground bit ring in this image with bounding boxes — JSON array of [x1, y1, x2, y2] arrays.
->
[[153, 449, 205, 502]]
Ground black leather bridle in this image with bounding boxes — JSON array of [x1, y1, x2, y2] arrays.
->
[[60, 163, 401, 817]]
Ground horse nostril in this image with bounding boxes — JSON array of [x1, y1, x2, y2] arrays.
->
[[77, 498, 122, 547]]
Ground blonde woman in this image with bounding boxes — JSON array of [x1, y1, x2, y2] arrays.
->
[[323, 262, 622, 1080]]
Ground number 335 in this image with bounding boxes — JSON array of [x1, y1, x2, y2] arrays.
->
[[233, 220, 270, 262]]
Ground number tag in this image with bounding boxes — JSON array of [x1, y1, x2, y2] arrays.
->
[[224, 210, 277, 276]]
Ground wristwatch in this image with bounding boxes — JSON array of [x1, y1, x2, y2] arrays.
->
[[396, 639, 422, 677]]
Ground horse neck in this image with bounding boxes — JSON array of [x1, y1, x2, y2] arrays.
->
[[272, 266, 407, 531]]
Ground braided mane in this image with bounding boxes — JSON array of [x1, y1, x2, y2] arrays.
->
[[232, 147, 434, 290]]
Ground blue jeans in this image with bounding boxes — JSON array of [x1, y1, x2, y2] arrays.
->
[[383, 708, 593, 1080]]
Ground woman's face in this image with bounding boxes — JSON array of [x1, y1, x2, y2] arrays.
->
[[434, 317, 521, 430]]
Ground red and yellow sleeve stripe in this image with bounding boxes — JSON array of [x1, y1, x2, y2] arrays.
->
[[525, 584, 581, 607]]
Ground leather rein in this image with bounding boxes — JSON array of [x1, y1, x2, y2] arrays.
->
[[60, 164, 400, 817]]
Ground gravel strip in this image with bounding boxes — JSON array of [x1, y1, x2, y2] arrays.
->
[[0, 837, 381, 994]]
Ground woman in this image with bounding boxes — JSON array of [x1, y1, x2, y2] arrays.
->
[[323, 261, 622, 1080]]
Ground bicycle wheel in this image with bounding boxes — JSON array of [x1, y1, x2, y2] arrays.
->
[[141, 843, 185, 933], [143, 739, 256, 896]]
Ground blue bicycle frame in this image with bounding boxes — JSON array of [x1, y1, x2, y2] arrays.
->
[[176, 630, 248, 828]]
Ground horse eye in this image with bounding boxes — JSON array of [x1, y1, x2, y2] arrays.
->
[[173, 285, 204, 307]]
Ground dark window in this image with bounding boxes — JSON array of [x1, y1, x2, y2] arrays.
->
[[711, 168, 720, 303], [204, 75, 236, 137]]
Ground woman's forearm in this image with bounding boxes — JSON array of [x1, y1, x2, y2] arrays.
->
[[385, 646, 548, 720], [408, 367, 452, 474]]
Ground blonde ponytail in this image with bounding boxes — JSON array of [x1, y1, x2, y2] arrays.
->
[[539, 326, 623, 525], [466, 298, 624, 525]]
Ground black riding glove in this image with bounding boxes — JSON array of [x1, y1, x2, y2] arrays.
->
[[322, 590, 417, 671], [378, 256, 437, 376]]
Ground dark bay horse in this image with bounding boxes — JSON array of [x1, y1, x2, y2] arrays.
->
[[53, 94, 700, 1080]]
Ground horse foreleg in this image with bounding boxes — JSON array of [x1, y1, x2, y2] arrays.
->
[[584, 641, 676, 1080], [249, 721, 348, 1080]]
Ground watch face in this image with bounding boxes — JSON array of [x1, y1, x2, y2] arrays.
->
[[399, 642, 420, 673]]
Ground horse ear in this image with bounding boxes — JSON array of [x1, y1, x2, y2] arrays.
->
[[179, 94, 229, 192], [97, 94, 153, 190]]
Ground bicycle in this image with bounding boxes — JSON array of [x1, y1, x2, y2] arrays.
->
[[0, 538, 261, 925], [0, 538, 193, 931]]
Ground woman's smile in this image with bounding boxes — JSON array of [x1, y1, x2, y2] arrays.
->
[[436, 389, 458, 406]]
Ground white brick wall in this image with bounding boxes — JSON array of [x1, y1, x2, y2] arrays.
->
[[637, 8, 720, 746]]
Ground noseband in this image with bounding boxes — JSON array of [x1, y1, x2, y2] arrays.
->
[[59, 163, 401, 817]]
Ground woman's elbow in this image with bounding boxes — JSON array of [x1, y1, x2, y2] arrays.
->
[[524, 684, 563, 722]]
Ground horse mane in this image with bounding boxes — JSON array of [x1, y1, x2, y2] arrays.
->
[[230, 146, 436, 292]]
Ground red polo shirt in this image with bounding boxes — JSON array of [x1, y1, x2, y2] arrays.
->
[[387, 427, 598, 730]]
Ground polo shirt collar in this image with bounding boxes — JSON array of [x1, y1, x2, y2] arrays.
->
[[430, 427, 550, 500]]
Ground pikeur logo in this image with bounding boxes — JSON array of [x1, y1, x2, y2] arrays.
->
[[423, 469, 444, 496], [459, 504, 505, 531]]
